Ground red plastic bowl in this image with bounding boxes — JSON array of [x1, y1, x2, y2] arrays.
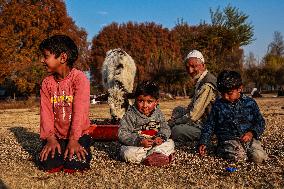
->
[[88, 124, 119, 141]]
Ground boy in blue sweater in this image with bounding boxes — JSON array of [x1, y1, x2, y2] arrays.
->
[[198, 70, 268, 163]]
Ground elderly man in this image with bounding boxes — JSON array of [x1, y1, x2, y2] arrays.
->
[[170, 50, 218, 142]]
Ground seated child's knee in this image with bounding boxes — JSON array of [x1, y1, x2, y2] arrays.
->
[[218, 140, 247, 162], [249, 140, 268, 163], [64, 158, 91, 171], [171, 126, 185, 140], [120, 146, 129, 161], [164, 139, 175, 152], [221, 149, 247, 162], [166, 139, 175, 146], [230, 152, 247, 162], [120, 146, 145, 163], [250, 150, 268, 163]]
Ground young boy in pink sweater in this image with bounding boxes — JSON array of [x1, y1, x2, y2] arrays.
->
[[38, 35, 91, 173]]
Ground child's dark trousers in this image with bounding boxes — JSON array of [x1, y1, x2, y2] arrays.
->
[[39, 134, 92, 172]]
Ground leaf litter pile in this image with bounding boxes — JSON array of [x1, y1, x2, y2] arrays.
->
[[0, 97, 283, 188]]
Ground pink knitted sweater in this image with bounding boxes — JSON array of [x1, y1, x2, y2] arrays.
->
[[40, 68, 90, 140]]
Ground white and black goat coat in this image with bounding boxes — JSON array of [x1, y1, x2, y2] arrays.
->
[[102, 48, 136, 120]]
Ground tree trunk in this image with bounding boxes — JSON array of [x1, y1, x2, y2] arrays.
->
[[183, 85, 187, 97]]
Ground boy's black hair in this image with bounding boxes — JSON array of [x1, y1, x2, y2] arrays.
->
[[39, 35, 78, 67], [134, 80, 160, 99], [217, 70, 243, 93]]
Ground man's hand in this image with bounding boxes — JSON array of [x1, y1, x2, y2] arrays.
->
[[64, 139, 88, 161], [140, 139, 154, 148], [198, 144, 207, 156], [241, 131, 253, 143], [40, 135, 61, 161], [154, 137, 163, 146], [167, 118, 175, 127]]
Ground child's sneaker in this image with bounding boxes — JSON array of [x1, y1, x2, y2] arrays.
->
[[143, 152, 170, 167]]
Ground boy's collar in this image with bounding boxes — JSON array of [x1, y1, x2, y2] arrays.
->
[[54, 68, 74, 81], [195, 70, 208, 83]]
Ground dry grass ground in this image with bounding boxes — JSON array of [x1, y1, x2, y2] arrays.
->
[[0, 97, 284, 188]]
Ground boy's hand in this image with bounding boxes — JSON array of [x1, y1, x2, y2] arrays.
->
[[198, 144, 207, 156], [64, 139, 88, 161], [241, 131, 253, 143], [140, 139, 154, 148], [40, 135, 61, 161], [154, 137, 163, 146]]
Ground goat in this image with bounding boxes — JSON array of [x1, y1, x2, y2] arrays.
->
[[101, 48, 136, 123]]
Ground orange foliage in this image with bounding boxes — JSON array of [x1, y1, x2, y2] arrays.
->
[[0, 0, 89, 95], [90, 22, 182, 91]]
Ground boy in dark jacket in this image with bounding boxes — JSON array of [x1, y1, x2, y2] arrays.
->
[[118, 81, 175, 166], [198, 70, 268, 163]]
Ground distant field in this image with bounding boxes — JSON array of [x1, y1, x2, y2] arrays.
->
[[0, 98, 284, 188]]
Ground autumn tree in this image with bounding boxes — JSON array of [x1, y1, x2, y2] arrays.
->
[[90, 22, 183, 93], [262, 54, 284, 88], [209, 5, 253, 73], [210, 5, 254, 47], [260, 31, 284, 89], [90, 5, 254, 95], [0, 0, 89, 97], [243, 52, 262, 88], [267, 31, 284, 56], [171, 5, 254, 76]]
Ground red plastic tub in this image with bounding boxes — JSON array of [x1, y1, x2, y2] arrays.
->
[[88, 124, 119, 141]]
